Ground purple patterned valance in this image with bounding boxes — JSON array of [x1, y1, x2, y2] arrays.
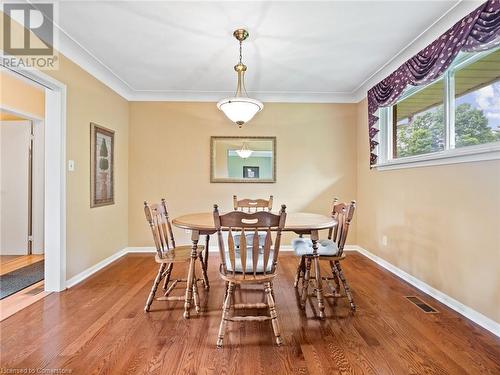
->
[[367, 0, 500, 166]]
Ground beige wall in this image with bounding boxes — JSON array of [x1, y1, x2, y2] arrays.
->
[[0, 70, 45, 118], [129, 102, 358, 246], [356, 98, 500, 322], [46, 56, 129, 279]]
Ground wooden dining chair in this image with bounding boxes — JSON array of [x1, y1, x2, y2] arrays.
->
[[213, 204, 287, 348], [233, 195, 273, 212], [233, 195, 273, 251], [143, 199, 209, 313], [293, 199, 357, 313]]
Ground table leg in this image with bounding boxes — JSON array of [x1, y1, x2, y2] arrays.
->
[[294, 256, 305, 288], [184, 229, 199, 319], [311, 230, 325, 319]]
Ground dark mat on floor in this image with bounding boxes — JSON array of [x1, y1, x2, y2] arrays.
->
[[0, 261, 44, 299]]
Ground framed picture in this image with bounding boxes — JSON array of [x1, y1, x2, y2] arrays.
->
[[90, 123, 114, 207], [243, 166, 260, 179]]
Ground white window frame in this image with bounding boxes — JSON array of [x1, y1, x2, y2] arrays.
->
[[375, 48, 500, 171]]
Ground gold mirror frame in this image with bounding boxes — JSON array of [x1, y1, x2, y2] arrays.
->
[[210, 136, 276, 183]]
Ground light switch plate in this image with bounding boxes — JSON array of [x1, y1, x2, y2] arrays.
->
[[68, 160, 75, 171]]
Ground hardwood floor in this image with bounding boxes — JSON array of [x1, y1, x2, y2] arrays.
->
[[0, 281, 48, 321], [0, 254, 45, 275], [0, 254, 46, 320], [0, 252, 498, 374]]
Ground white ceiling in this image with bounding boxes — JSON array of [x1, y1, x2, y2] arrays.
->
[[52, 0, 472, 102]]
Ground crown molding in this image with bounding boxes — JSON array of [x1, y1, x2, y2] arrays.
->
[[351, 0, 482, 102], [57, 25, 134, 100], [127, 90, 358, 103]]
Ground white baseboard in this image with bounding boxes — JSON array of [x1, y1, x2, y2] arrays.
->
[[126, 246, 157, 253], [354, 245, 500, 338], [66, 244, 499, 337]]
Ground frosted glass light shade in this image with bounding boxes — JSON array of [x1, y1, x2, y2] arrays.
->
[[217, 97, 263, 126]]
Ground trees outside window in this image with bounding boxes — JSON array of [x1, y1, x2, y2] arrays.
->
[[396, 103, 500, 157]]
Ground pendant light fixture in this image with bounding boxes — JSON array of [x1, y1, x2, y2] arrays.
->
[[235, 142, 253, 159], [217, 29, 263, 127]]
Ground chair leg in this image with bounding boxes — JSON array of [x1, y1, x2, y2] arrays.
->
[[329, 261, 341, 296], [313, 255, 326, 319], [223, 281, 229, 302], [270, 281, 276, 301], [217, 282, 234, 348], [162, 263, 173, 290], [265, 282, 283, 346], [335, 261, 356, 311], [200, 235, 210, 290], [300, 257, 312, 309], [294, 256, 305, 288], [192, 261, 201, 313], [144, 263, 166, 312]]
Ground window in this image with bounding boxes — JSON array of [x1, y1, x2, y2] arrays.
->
[[454, 51, 500, 148], [378, 47, 500, 168], [393, 79, 445, 158]]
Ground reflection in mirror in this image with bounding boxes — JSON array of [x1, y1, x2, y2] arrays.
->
[[211, 137, 276, 183]]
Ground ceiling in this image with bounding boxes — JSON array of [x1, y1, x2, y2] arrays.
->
[[52, 1, 468, 102]]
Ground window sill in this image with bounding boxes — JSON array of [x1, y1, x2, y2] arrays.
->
[[375, 143, 500, 171]]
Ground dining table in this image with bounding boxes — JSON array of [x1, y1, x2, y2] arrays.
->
[[172, 211, 338, 319]]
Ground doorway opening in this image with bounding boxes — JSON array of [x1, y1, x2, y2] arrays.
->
[[0, 108, 45, 300], [0, 64, 66, 319]]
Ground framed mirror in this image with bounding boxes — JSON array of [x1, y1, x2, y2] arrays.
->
[[211, 136, 276, 183]]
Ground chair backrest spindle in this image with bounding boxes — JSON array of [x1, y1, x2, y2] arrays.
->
[[327, 199, 356, 256], [233, 195, 273, 212], [214, 204, 286, 278], [144, 199, 176, 258], [328, 197, 340, 240]]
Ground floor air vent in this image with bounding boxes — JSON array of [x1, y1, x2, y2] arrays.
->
[[405, 296, 439, 313]]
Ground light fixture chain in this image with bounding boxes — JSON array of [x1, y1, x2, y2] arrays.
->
[[239, 40, 243, 64]]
